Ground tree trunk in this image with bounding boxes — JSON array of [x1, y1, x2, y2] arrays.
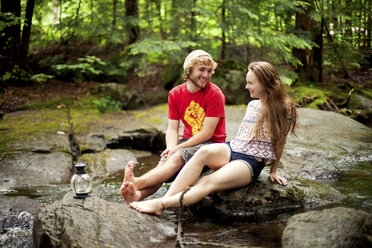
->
[[312, 17, 323, 82], [220, 0, 226, 61], [292, 0, 313, 81], [113, 0, 117, 29], [367, 0, 371, 48], [125, 0, 139, 45], [21, 0, 35, 62], [155, 0, 165, 39], [190, 0, 197, 42], [0, 0, 21, 76], [344, 0, 352, 43]]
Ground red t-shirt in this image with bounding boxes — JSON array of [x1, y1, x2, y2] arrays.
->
[[168, 82, 226, 143]]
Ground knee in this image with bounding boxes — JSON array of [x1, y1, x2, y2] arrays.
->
[[166, 152, 184, 170], [194, 145, 213, 160]]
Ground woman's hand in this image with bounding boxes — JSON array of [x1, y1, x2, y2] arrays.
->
[[268, 173, 288, 186]]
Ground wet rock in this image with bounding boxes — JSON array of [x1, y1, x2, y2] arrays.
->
[[0, 196, 40, 248], [282, 207, 372, 248], [194, 169, 345, 218], [80, 149, 151, 179], [75, 107, 169, 154], [33, 192, 176, 248], [106, 128, 166, 152], [0, 151, 72, 191], [281, 108, 372, 179]]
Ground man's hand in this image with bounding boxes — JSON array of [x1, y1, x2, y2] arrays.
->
[[160, 146, 179, 163], [268, 172, 288, 186]]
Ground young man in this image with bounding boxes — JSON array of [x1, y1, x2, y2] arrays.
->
[[120, 50, 226, 204]]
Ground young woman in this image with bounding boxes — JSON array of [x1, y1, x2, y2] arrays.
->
[[130, 61, 297, 216]]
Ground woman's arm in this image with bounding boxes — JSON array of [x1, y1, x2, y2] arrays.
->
[[268, 145, 288, 186]]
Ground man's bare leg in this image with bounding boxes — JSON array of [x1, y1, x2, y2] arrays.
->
[[119, 153, 185, 204], [134, 152, 184, 190]]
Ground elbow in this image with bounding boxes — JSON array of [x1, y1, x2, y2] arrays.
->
[[204, 129, 214, 140]]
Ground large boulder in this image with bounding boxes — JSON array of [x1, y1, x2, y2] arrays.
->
[[282, 207, 372, 248], [33, 192, 176, 248], [194, 169, 345, 217], [281, 108, 372, 180]]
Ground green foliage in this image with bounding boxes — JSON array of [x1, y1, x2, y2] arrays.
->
[[93, 96, 122, 113], [0, 12, 22, 32], [3, 0, 368, 87], [128, 38, 197, 76], [30, 73, 55, 83], [0, 65, 29, 83], [280, 71, 299, 86], [323, 39, 365, 72], [52, 56, 106, 83]]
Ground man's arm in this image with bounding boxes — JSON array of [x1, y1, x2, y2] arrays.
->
[[177, 116, 219, 148], [162, 117, 220, 158], [165, 119, 180, 149]]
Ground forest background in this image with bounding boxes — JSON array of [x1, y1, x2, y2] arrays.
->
[[0, 0, 371, 126]]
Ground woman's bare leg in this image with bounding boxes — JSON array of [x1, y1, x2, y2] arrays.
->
[[130, 160, 252, 215], [165, 143, 231, 197]]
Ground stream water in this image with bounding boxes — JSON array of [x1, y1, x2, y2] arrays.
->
[[1, 153, 371, 248]]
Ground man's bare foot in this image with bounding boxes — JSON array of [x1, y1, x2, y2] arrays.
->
[[119, 161, 140, 205], [130, 198, 164, 216], [119, 182, 141, 205], [124, 161, 135, 183]]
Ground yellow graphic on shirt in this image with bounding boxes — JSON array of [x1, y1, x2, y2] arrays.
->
[[184, 100, 206, 135]]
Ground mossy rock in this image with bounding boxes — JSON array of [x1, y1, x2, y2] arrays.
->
[[193, 169, 345, 218]]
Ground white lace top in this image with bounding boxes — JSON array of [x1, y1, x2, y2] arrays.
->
[[230, 100, 275, 165]]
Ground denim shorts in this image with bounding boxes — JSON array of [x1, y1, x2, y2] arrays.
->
[[226, 142, 265, 181]]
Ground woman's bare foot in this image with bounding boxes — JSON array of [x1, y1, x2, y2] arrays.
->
[[130, 199, 164, 216], [119, 161, 141, 204]]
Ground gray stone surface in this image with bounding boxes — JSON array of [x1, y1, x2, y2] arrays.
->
[[33, 192, 176, 248], [194, 169, 345, 217], [282, 207, 372, 248]]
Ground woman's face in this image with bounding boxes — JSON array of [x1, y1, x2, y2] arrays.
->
[[245, 70, 265, 99]]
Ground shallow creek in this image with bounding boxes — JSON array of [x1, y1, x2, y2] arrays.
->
[[1, 153, 371, 248]]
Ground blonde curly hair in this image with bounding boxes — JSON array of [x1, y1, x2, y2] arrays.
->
[[183, 50, 217, 80]]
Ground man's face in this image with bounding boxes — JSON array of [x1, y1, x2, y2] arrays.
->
[[245, 70, 265, 99], [188, 62, 213, 89]]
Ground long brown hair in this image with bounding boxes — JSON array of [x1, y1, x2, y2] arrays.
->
[[248, 61, 297, 164]]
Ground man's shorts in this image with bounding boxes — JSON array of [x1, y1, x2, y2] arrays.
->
[[163, 138, 214, 182], [178, 138, 214, 163]]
